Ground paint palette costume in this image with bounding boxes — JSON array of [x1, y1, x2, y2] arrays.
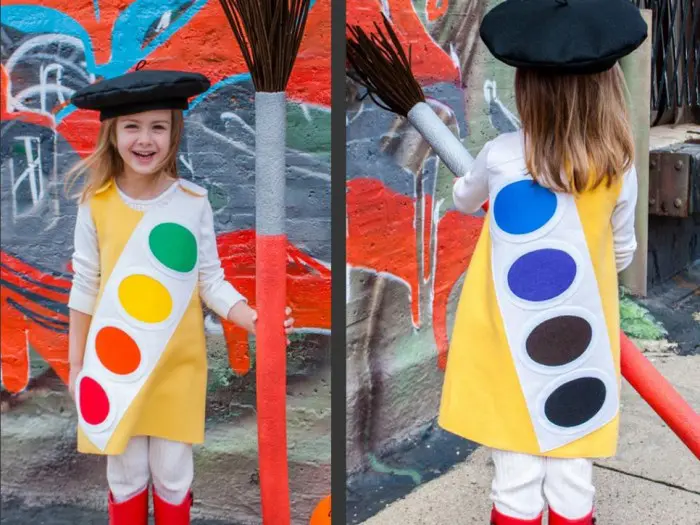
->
[[438, 133, 637, 458], [75, 179, 210, 453], [70, 69, 214, 455]]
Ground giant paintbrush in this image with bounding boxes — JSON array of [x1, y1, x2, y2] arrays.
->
[[347, 14, 700, 460], [219, 0, 311, 522]]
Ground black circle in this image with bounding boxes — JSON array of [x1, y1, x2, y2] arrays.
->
[[526, 315, 592, 366], [544, 377, 606, 428]]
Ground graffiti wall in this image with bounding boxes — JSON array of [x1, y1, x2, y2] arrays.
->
[[0, 0, 330, 523], [346, 0, 518, 475]]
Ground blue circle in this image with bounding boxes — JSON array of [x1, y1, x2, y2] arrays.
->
[[493, 180, 557, 235], [508, 249, 576, 301]]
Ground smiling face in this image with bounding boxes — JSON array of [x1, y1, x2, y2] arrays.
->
[[115, 110, 173, 177]]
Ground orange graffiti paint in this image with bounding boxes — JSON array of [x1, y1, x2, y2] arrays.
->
[[347, 178, 485, 368], [216, 230, 331, 375], [347, 178, 421, 326], [346, 0, 459, 86], [432, 211, 483, 369], [143, 0, 331, 106], [426, 0, 449, 21], [0, 252, 71, 392]]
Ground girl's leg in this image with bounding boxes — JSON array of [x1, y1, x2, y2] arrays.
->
[[543, 457, 595, 524], [490, 449, 546, 523], [106, 436, 150, 525], [106, 436, 150, 502], [149, 437, 194, 504], [149, 437, 194, 524]]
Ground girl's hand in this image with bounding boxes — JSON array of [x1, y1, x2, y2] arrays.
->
[[284, 307, 294, 345], [226, 303, 295, 345], [69, 364, 82, 399], [227, 302, 257, 333]]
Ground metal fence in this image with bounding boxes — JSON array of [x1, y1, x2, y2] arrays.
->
[[633, 0, 699, 125]]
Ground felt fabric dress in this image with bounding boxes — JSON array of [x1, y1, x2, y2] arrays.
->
[[75, 178, 214, 455], [438, 130, 638, 458]]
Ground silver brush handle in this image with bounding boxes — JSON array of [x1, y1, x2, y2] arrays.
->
[[407, 101, 473, 178], [255, 91, 286, 236]]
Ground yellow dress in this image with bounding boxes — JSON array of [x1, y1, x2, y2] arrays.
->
[[76, 180, 209, 455], [439, 132, 625, 458]]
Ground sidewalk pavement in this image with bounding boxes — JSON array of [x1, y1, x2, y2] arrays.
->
[[361, 350, 700, 525]]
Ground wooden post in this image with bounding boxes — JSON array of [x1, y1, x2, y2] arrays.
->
[[619, 8, 653, 297]]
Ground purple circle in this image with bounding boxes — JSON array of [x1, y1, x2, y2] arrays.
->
[[508, 249, 576, 302]]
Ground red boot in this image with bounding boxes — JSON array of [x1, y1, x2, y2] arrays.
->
[[108, 487, 149, 525], [153, 487, 193, 525], [491, 505, 543, 524], [549, 507, 596, 525]]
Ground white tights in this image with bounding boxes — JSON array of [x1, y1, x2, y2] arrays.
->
[[491, 449, 595, 520], [107, 436, 193, 505]]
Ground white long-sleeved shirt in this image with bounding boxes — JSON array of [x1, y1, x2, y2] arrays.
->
[[452, 134, 638, 273], [68, 181, 247, 318]]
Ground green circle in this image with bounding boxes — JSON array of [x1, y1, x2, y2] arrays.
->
[[149, 223, 197, 273]]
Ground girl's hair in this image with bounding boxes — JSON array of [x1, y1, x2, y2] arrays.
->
[[515, 64, 634, 193], [64, 110, 185, 202]]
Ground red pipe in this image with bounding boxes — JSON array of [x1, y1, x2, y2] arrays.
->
[[620, 331, 700, 460], [256, 234, 291, 524]]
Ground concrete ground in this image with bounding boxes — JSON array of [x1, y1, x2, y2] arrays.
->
[[0, 497, 231, 525], [361, 352, 700, 525], [0, 354, 330, 525]]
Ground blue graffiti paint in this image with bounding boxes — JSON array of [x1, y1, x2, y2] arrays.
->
[[1, 6, 96, 71], [5, 0, 319, 124], [1, 0, 207, 79], [93, 0, 100, 21], [109, 0, 208, 76]]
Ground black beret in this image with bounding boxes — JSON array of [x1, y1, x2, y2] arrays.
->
[[479, 0, 648, 74], [71, 69, 211, 121]]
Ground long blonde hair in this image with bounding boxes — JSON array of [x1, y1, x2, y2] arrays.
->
[[515, 64, 634, 193], [64, 110, 185, 202]]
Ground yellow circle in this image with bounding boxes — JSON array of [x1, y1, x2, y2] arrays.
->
[[310, 495, 331, 525], [118, 274, 172, 323]]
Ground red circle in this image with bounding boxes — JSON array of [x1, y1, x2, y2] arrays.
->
[[79, 376, 110, 425]]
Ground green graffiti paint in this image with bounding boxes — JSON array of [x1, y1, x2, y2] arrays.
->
[[368, 453, 422, 485], [149, 223, 197, 273]]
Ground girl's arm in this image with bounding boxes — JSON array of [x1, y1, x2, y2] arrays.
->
[[197, 199, 255, 330], [452, 140, 493, 214], [611, 165, 638, 273], [69, 309, 91, 370], [68, 202, 100, 395]]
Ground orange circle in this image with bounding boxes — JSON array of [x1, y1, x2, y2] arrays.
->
[[95, 326, 141, 375], [310, 495, 331, 525]]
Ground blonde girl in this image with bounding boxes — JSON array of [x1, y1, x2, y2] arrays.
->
[[438, 1, 648, 524], [66, 69, 294, 525]]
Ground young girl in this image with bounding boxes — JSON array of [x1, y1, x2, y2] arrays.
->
[[438, 1, 647, 524], [65, 69, 294, 524]]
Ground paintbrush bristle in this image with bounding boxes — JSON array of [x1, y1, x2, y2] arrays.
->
[[346, 13, 426, 116], [219, 0, 311, 92]]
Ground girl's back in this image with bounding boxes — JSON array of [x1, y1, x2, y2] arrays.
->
[[439, 64, 638, 459]]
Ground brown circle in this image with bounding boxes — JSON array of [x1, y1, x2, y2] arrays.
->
[[526, 315, 592, 367]]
